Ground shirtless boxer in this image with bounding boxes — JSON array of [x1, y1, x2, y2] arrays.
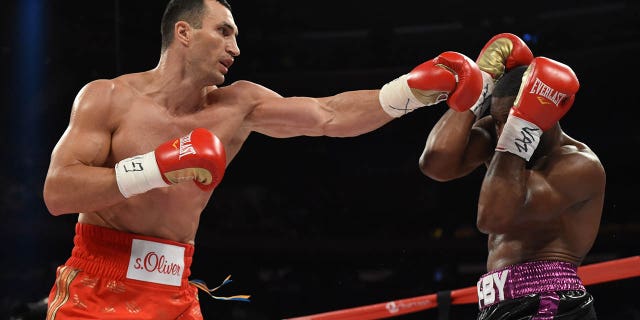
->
[[42, 0, 491, 319], [419, 34, 605, 319]]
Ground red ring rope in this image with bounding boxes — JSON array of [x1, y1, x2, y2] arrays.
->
[[286, 255, 640, 320]]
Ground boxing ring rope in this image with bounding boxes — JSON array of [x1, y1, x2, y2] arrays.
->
[[286, 255, 640, 320]]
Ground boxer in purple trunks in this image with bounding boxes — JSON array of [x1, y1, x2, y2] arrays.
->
[[476, 261, 595, 319], [419, 34, 605, 319]]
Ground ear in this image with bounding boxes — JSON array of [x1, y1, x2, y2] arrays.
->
[[174, 21, 192, 47]]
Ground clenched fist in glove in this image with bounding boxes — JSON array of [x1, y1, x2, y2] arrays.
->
[[495, 57, 580, 161], [379, 51, 485, 117], [469, 33, 535, 118], [115, 128, 226, 198]]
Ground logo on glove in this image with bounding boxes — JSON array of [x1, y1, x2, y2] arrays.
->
[[178, 134, 197, 159], [530, 78, 568, 106]]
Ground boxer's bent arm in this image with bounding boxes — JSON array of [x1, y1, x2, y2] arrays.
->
[[420, 110, 494, 182], [477, 150, 605, 234], [245, 83, 393, 138], [43, 80, 123, 215]]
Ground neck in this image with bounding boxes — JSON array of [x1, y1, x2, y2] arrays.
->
[[148, 52, 214, 114], [531, 123, 564, 161]]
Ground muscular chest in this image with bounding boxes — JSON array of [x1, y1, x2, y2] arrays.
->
[[110, 109, 196, 159], [109, 102, 248, 164]]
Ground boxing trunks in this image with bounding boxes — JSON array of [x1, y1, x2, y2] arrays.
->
[[476, 260, 597, 320], [46, 223, 202, 320]]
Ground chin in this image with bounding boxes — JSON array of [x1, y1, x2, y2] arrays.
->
[[211, 73, 226, 86], [204, 77, 224, 87]]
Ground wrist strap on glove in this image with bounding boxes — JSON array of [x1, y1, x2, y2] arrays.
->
[[495, 114, 542, 161], [469, 71, 495, 119], [115, 151, 169, 198], [379, 74, 445, 118]]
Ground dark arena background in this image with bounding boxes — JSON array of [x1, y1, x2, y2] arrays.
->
[[1, 1, 639, 319]]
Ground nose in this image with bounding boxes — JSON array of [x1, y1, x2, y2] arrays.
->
[[227, 37, 240, 57]]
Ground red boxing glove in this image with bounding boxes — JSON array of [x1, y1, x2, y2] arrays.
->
[[469, 33, 535, 118], [115, 128, 226, 198], [155, 128, 226, 191], [379, 51, 484, 116], [496, 57, 580, 160], [476, 33, 534, 81], [512, 57, 579, 130]]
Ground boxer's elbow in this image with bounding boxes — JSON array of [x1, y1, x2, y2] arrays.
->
[[43, 179, 69, 216], [420, 164, 454, 182], [477, 216, 508, 234], [476, 205, 513, 234], [419, 154, 460, 182], [43, 192, 65, 216]]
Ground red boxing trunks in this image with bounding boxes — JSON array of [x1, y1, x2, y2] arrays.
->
[[476, 260, 597, 320], [46, 223, 202, 320]]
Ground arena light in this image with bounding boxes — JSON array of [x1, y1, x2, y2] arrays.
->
[[522, 33, 539, 45], [18, 0, 44, 96], [16, 0, 44, 216]]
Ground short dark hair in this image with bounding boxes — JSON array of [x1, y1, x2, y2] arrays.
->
[[490, 65, 529, 122], [160, 0, 232, 52], [492, 65, 529, 98]]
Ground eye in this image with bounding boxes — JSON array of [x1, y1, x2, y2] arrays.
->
[[217, 25, 235, 37]]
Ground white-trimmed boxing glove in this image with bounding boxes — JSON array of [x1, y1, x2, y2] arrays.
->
[[115, 128, 226, 198], [379, 51, 484, 117], [495, 57, 579, 161]]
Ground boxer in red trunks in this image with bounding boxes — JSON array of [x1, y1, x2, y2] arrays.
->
[[46, 223, 203, 319], [43, 0, 493, 318]]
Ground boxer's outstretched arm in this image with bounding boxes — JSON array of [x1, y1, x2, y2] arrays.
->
[[246, 52, 486, 138], [43, 80, 123, 215], [247, 88, 393, 138]]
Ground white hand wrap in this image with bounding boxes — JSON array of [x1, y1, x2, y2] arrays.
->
[[114, 151, 169, 198], [469, 71, 495, 119], [495, 113, 542, 161], [379, 74, 441, 118]]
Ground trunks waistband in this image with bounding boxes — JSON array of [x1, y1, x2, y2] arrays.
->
[[477, 260, 585, 310], [65, 223, 194, 287]]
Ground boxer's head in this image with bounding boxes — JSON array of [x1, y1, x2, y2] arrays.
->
[[490, 65, 528, 129], [160, 0, 232, 52]]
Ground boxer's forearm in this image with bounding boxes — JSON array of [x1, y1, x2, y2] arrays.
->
[[43, 164, 124, 215], [318, 90, 393, 137]]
